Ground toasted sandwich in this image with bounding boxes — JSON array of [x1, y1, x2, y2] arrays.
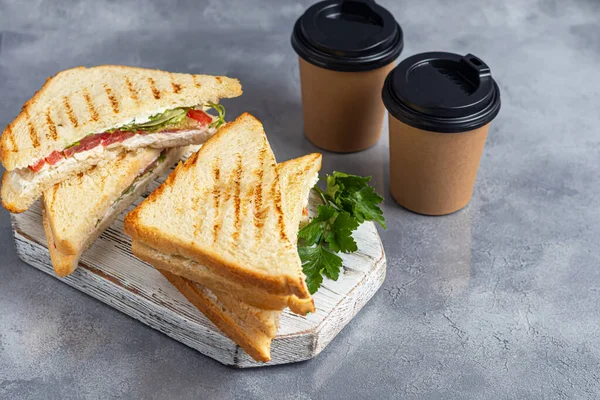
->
[[139, 153, 322, 362], [0, 65, 242, 213], [42, 145, 196, 277], [124, 113, 314, 302], [130, 151, 321, 314]]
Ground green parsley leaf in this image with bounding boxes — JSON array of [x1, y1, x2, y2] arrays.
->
[[320, 247, 343, 281], [314, 204, 337, 222], [299, 245, 342, 294], [325, 212, 359, 253], [298, 246, 323, 294], [298, 205, 336, 245], [329, 172, 386, 229], [297, 171, 385, 294], [339, 186, 386, 229], [332, 171, 371, 193], [298, 220, 323, 246], [325, 174, 341, 201]]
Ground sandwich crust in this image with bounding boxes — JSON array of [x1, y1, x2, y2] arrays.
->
[[42, 205, 79, 277], [132, 240, 315, 314]]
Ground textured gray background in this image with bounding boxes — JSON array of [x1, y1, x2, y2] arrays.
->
[[1, 0, 599, 399]]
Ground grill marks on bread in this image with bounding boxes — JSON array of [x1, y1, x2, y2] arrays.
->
[[206, 144, 280, 247], [300, 155, 318, 177], [83, 89, 99, 121], [170, 74, 183, 94], [4, 125, 17, 152], [195, 125, 288, 248], [45, 111, 58, 141], [103, 85, 120, 114], [148, 77, 161, 99], [211, 157, 222, 244], [181, 154, 208, 241], [192, 75, 202, 89], [253, 144, 268, 241], [24, 109, 40, 148], [172, 82, 183, 94], [232, 154, 243, 244], [62, 96, 79, 127], [47, 184, 60, 215], [124, 77, 139, 102], [270, 165, 288, 242]]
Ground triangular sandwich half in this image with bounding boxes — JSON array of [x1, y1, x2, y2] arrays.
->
[[124, 113, 313, 301], [131, 152, 321, 314], [138, 153, 322, 362], [42, 145, 195, 277], [1, 65, 242, 213]]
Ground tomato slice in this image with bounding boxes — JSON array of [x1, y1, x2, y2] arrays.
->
[[80, 134, 104, 151], [63, 145, 80, 157], [116, 130, 136, 143], [29, 158, 46, 172], [187, 109, 212, 127], [45, 150, 64, 165], [101, 130, 122, 146]]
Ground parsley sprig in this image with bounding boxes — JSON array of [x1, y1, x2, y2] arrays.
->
[[298, 172, 385, 294]]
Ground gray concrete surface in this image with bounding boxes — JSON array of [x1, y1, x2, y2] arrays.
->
[[1, 0, 599, 398]]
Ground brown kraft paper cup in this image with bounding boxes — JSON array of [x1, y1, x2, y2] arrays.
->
[[299, 58, 395, 153], [382, 52, 501, 216], [389, 117, 490, 216]]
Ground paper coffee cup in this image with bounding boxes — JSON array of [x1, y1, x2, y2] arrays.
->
[[292, 0, 403, 153], [382, 52, 501, 215], [298, 58, 395, 152]]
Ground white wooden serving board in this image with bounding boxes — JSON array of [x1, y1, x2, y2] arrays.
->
[[11, 172, 386, 368]]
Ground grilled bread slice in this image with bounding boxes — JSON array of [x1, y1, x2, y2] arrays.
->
[[160, 270, 280, 363], [0, 65, 242, 213], [140, 154, 320, 361], [42, 145, 194, 277], [124, 113, 313, 300], [130, 153, 321, 314], [0, 65, 241, 171]]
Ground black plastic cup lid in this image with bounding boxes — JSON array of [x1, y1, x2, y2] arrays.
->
[[382, 52, 501, 133], [291, 0, 403, 72]]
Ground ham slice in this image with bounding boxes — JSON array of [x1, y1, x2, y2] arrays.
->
[[45, 151, 64, 165], [27, 111, 210, 172], [29, 122, 208, 172]]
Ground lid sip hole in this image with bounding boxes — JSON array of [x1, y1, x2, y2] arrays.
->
[[469, 57, 482, 66]]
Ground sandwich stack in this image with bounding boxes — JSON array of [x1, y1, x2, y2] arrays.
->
[[125, 113, 322, 361]]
